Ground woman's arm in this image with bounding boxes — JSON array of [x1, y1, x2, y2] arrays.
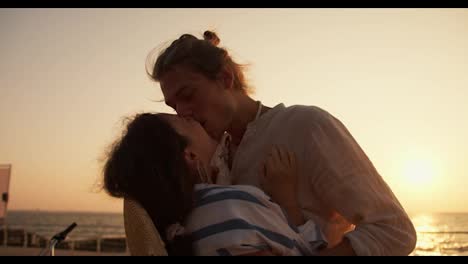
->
[[259, 145, 305, 226]]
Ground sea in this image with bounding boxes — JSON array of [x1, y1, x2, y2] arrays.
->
[[3, 211, 468, 256], [410, 213, 468, 256], [4, 210, 125, 241]]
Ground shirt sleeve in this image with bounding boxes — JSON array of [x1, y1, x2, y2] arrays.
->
[[297, 219, 329, 252], [302, 107, 417, 255]]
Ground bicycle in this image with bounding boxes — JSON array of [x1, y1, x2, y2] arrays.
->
[[39, 222, 77, 256]]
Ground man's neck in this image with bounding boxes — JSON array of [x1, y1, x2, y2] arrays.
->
[[227, 96, 258, 146], [226, 95, 271, 146]]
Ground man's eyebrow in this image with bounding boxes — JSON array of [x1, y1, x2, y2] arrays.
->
[[161, 85, 188, 108], [175, 85, 189, 98]]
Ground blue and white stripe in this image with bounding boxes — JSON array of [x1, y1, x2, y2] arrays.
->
[[185, 184, 327, 256]]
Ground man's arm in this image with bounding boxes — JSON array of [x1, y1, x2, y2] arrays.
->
[[302, 107, 417, 256]]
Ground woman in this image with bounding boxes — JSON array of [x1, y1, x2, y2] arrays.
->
[[102, 113, 327, 256]]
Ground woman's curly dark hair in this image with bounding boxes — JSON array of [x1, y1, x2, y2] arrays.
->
[[102, 113, 195, 255]]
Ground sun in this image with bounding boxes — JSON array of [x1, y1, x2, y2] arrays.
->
[[401, 158, 437, 186]]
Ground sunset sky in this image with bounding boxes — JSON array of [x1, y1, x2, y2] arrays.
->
[[1, 8, 467, 214]]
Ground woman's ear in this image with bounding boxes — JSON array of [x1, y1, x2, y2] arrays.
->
[[184, 149, 211, 184], [184, 149, 198, 168]]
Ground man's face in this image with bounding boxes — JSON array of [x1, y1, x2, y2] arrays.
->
[[160, 65, 234, 141]]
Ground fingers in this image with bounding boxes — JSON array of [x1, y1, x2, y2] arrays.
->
[[285, 149, 292, 166], [263, 145, 297, 176], [270, 145, 291, 166], [273, 145, 282, 161], [210, 166, 219, 184], [279, 146, 290, 166], [287, 150, 296, 168], [258, 161, 266, 182], [259, 162, 267, 188], [265, 153, 275, 178]]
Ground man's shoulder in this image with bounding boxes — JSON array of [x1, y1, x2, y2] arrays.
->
[[285, 104, 330, 116], [275, 104, 333, 124]]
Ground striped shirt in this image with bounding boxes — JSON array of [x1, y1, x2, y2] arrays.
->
[[184, 184, 327, 256]]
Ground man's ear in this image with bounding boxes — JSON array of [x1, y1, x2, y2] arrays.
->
[[218, 67, 234, 91]]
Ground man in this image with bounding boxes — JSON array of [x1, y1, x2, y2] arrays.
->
[[147, 31, 417, 255]]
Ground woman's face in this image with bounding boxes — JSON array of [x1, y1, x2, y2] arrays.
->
[[161, 114, 218, 173]]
